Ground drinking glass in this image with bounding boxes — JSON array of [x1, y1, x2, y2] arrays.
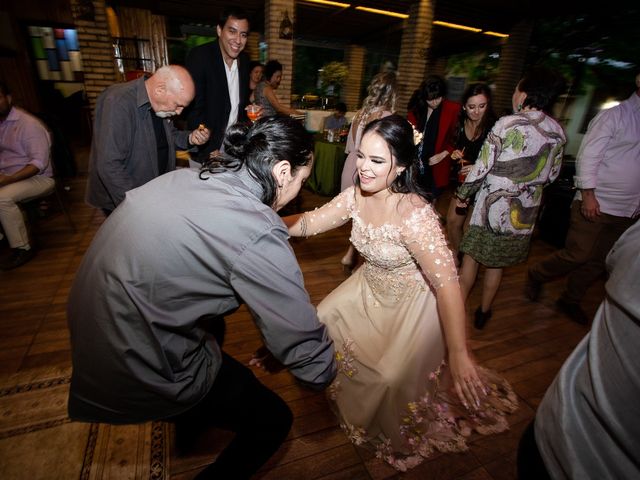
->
[[246, 104, 262, 123]]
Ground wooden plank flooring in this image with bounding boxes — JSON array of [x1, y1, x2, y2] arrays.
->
[[0, 148, 603, 479]]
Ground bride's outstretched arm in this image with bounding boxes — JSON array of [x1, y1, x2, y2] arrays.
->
[[284, 187, 353, 237], [402, 202, 485, 409], [283, 213, 304, 233], [435, 283, 484, 409]]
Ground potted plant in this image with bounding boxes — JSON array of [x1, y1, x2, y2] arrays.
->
[[319, 61, 348, 100]]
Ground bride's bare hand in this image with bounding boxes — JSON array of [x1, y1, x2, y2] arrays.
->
[[449, 350, 486, 410]]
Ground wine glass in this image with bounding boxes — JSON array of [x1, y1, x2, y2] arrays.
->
[[246, 104, 263, 123]]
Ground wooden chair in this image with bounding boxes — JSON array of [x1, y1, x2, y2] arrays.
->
[[18, 120, 77, 236], [19, 174, 76, 237]]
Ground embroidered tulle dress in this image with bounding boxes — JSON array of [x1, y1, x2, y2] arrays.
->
[[303, 187, 518, 471]]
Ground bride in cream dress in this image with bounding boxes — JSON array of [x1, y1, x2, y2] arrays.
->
[[286, 115, 517, 471]]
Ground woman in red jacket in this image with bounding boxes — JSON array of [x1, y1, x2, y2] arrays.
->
[[407, 75, 460, 198]]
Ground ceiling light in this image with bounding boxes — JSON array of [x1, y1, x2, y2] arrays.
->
[[304, 0, 351, 7], [483, 31, 509, 38], [433, 20, 481, 33], [354, 6, 409, 19]]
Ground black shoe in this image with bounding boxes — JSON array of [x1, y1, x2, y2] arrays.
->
[[524, 271, 542, 301], [474, 307, 492, 330], [555, 298, 589, 325], [1, 248, 36, 271]]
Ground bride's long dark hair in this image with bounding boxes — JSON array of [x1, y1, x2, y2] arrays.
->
[[200, 115, 313, 208], [359, 115, 432, 203]]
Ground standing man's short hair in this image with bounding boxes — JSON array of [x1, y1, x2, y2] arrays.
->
[[218, 7, 250, 29]]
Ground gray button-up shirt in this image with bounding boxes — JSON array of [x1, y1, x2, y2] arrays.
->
[[535, 219, 640, 479], [68, 167, 336, 423]]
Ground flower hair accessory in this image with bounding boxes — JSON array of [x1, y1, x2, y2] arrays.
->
[[412, 125, 423, 146]]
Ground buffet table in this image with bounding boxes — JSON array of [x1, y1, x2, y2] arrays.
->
[[306, 138, 347, 196], [303, 109, 356, 133]]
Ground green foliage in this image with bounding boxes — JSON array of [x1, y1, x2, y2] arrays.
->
[[319, 61, 349, 88], [184, 35, 216, 51], [293, 47, 344, 96], [446, 50, 500, 83], [527, 10, 639, 92]]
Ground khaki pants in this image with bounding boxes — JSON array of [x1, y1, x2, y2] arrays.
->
[[529, 201, 636, 303], [0, 175, 55, 248]]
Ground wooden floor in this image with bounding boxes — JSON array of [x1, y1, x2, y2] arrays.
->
[[0, 147, 602, 479]]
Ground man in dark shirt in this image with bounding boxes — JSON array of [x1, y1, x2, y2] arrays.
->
[[85, 65, 209, 215]]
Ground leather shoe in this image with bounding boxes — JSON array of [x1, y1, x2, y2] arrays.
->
[[474, 307, 492, 330], [555, 298, 589, 325], [524, 271, 542, 301], [1, 248, 36, 271]]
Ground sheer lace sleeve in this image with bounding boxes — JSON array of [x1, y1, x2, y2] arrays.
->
[[291, 187, 354, 237], [400, 202, 458, 290]]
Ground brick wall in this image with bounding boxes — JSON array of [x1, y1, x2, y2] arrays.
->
[[494, 20, 533, 116], [343, 45, 365, 111], [264, 0, 295, 107], [396, 0, 434, 116], [70, 0, 118, 115], [247, 32, 262, 62]]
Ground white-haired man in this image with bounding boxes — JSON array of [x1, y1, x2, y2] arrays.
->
[[86, 65, 210, 215]]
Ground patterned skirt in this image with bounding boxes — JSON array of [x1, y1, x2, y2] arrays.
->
[[460, 225, 532, 268]]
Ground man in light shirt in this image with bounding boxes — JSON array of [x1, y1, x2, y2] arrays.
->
[[0, 81, 54, 270], [323, 102, 348, 131], [525, 72, 640, 325], [186, 7, 251, 162]]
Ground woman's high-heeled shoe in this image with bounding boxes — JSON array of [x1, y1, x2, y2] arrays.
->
[[474, 307, 492, 330]]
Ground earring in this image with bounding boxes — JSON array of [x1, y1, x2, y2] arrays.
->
[[517, 103, 523, 112], [396, 171, 401, 177]]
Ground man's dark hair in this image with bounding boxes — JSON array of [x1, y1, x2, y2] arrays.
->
[[0, 81, 10, 96], [218, 6, 250, 29], [202, 115, 313, 209], [335, 102, 347, 114]]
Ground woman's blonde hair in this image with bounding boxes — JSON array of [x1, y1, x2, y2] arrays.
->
[[355, 71, 397, 125]]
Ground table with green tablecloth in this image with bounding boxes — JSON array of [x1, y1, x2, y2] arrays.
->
[[306, 138, 346, 196]]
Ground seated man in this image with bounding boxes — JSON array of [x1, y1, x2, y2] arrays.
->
[[323, 102, 347, 131], [0, 81, 54, 270]]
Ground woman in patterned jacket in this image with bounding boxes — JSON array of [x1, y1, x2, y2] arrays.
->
[[455, 67, 567, 329]]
